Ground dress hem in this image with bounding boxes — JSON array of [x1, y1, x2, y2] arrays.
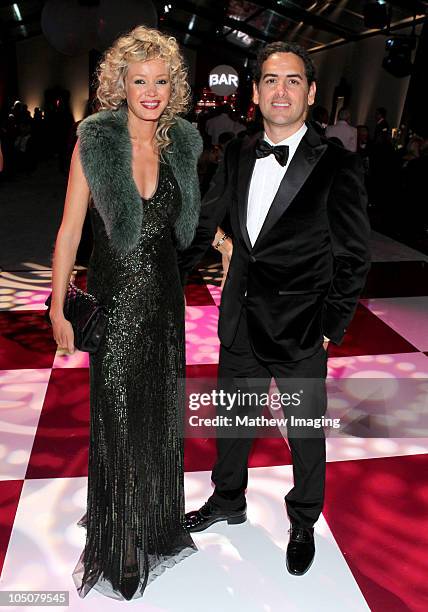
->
[[72, 542, 198, 600]]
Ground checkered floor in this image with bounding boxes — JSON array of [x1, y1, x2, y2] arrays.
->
[[1, 234, 428, 611]]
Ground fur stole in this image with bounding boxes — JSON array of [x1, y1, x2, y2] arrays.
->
[[77, 105, 202, 252]]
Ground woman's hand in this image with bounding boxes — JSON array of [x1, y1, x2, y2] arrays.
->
[[220, 239, 233, 289], [212, 227, 233, 288], [50, 313, 75, 354]]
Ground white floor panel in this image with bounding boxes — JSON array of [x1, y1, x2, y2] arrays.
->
[[0, 369, 51, 481], [361, 297, 428, 351], [1, 469, 370, 611], [326, 437, 428, 462]]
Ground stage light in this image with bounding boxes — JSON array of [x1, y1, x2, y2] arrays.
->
[[382, 36, 416, 77], [12, 4, 22, 21], [188, 14, 196, 31], [364, 1, 389, 29]]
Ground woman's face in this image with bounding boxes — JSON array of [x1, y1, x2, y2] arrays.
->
[[124, 58, 171, 122]]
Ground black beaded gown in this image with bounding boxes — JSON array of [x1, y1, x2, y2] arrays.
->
[[72, 159, 197, 600]]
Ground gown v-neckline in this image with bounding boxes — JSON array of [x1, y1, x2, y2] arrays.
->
[[140, 160, 161, 202]]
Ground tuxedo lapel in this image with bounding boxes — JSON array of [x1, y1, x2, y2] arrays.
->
[[237, 132, 261, 252], [252, 126, 328, 251]]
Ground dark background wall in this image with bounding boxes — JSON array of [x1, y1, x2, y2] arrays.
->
[[13, 35, 197, 122], [11, 22, 421, 130], [312, 24, 422, 132]]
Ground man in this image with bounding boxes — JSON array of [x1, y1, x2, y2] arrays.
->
[[356, 125, 371, 187], [205, 105, 246, 145], [325, 108, 357, 151], [374, 107, 390, 144], [371, 107, 397, 213], [179, 42, 370, 576], [309, 105, 329, 136]]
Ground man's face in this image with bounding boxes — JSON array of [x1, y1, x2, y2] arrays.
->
[[253, 52, 316, 137]]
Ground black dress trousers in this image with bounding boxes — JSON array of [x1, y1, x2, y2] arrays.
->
[[208, 305, 328, 528]]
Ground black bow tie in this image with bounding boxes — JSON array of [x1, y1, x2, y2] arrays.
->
[[255, 139, 289, 167]]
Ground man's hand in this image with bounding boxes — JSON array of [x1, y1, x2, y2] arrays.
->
[[323, 335, 330, 352]]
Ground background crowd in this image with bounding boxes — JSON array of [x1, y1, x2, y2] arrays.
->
[[1, 92, 427, 253]]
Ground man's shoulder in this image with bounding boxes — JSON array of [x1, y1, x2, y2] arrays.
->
[[325, 123, 338, 135], [223, 133, 248, 159], [347, 123, 358, 134]]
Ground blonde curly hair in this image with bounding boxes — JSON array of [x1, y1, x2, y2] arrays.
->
[[96, 25, 191, 152]]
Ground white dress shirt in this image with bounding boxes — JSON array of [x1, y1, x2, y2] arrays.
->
[[205, 113, 246, 145], [246, 122, 307, 247]]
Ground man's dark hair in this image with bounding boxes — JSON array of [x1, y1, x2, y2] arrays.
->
[[376, 107, 387, 118], [253, 42, 316, 86]]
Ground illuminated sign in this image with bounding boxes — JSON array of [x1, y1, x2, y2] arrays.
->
[[209, 65, 239, 96]]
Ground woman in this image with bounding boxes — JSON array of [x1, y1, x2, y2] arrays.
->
[[49, 26, 202, 600]]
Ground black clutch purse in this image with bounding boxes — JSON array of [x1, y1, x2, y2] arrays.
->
[[45, 282, 107, 354]]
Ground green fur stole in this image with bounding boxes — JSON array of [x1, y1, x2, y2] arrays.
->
[[77, 105, 202, 252]]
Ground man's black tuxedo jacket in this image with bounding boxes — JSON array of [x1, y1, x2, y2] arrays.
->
[[179, 124, 371, 362]]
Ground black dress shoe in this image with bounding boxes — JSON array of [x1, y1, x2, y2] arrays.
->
[[286, 524, 315, 576], [185, 501, 247, 532]]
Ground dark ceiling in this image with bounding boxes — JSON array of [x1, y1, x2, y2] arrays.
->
[[0, 0, 426, 58]]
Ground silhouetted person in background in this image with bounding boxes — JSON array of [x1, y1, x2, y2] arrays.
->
[[400, 125, 428, 239], [326, 108, 357, 152], [32, 107, 47, 159], [310, 105, 329, 135], [374, 107, 390, 144], [14, 121, 35, 174], [357, 125, 372, 192], [205, 105, 245, 145], [369, 107, 399, 226]]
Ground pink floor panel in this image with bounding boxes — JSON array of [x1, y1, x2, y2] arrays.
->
[[26, 369, 90, 480], [0, 311, 56, 370], [185, 305, 220, 365], [1, 257, 428, 610], [0, 479, 23, 577], [324, 454, 428, 611]]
